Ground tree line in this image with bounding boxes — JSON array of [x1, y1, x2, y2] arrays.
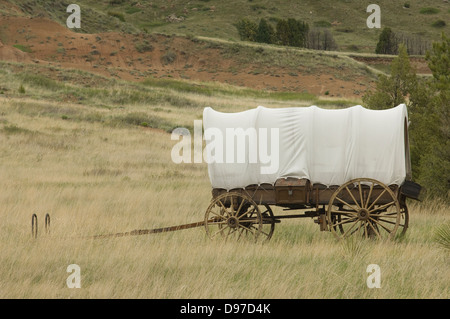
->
[[375, 27, 432, 55], [236, 18, 337, 51]]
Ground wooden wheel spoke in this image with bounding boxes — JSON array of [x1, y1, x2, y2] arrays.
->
[[235, 197, 246, 217], [398, 219, 407, 227], [209, 209, 227, 220], [370, 217, 397, 228], [239, 223, 257, 234], [383, 211, 402, 216], [363, 221, 369, 239], [238, 206, 256, 220], [259, 205, 275, 241], [332, 216, 358, 227], [367, 189, 386, 211], [335, 196, 358, 211], [342, 219, 359, 238], [365, 183, 374, 209], [345, 186, 361, 209], [367, 221, 382, 238], [229, 195, 235, 216], [211, 224, 229, 238], [369, 217, 393, 234], [216, 200, 231, 218], [358, 182, 364, 208], [259, 229, 271, 237], [347, 221, 363, 237], [371, 214, 398, 219], [369, 201, 396, 213], [237, 227, 245, 240]]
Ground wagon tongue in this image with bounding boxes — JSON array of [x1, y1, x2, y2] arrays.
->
[[90, 220, 207, 239]]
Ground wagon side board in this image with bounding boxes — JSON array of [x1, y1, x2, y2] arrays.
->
[[211, 178, 402, 208]]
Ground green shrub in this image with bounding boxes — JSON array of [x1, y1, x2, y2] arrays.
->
[[109, 0, 125, 5], [419, 7, 439, 14], [135, 41, 154, 53], [313, 20, 331, 28], [250, 4, 266, 11], [2, 124, 30, 134], [434, 223, 450, 250], [13, 44, 32, 53], [20, 74, 65, 91], [18, 84, 25, 94], [432, 20, 446, 28], [125, 7, 141, 14], [161, 51, 177, 65], [112, 112, 176, 132], [108, 11, 125, 22]]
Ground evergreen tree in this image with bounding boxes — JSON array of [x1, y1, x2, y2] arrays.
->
[[255, 18, 275, 44], [286, 18, 301, 47], [363, 44, 417, 109], [417, 33, 450, 200], [276, 19, 290, 46], [236, 18, 258, 42], [298, 20, 309, 47], [375, 27, 398, 54]]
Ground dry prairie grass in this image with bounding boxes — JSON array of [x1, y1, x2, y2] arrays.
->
[[0, 89, 448, 299]]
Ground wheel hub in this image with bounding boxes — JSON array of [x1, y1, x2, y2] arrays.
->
[[227, 216, 239, 229], [357, 208, 370, 221]]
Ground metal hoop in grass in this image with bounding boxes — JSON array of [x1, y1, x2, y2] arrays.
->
[[45, 213, 50, 234], [31, 214, 38, 239]]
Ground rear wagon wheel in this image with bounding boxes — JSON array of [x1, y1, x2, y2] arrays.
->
[[326, 178, 401, 240]]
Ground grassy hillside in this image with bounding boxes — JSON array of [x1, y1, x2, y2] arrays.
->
[[0, 15, 385, 98], [2, 0, 449, 53]]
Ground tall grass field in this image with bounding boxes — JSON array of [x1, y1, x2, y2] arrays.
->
[[0, 61, 448, 299]]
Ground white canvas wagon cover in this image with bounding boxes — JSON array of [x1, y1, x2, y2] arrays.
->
[[203, 104, 410, 190]]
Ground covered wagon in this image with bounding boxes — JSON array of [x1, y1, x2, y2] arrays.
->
[[202, 104, 421, 241]]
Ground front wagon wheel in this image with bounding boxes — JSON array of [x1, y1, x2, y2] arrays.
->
[[204, 192, 265, 242], [326, 178, 401, 240]]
